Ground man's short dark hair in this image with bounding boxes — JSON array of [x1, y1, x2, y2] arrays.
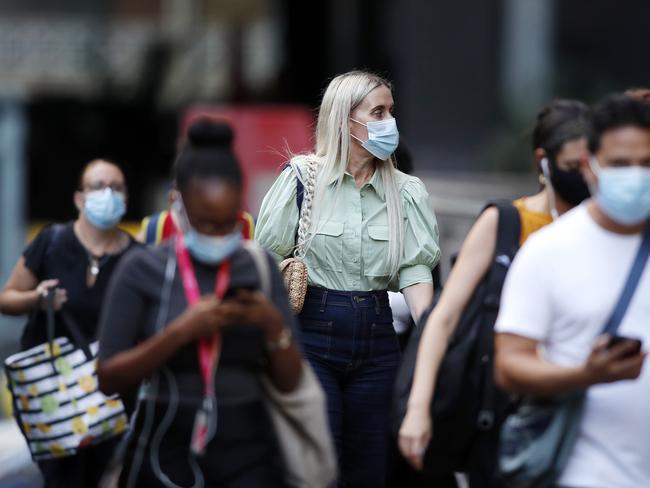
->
[[589, 94, 650, 152]]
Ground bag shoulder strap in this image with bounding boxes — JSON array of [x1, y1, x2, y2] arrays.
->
[[243, 241, 273, 297], [602, 224, 650, 335], [45, 223, 66, 260], [295, 168, 305, 212], [280, 162, 305, 212]]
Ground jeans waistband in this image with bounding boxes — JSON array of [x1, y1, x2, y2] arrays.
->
[[303, 286, 389, 312]]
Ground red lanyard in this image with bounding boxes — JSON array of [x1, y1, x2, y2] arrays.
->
[[175, 233, 230, 398]]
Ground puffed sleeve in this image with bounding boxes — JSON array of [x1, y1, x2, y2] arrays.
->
[[255, 166, 299, 262], [398, 177, 441, 290]]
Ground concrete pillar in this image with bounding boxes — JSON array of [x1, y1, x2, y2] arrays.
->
[[0, 96, 27, 360], [501, 0, 555, 123]]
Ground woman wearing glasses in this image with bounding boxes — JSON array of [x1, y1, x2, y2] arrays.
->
[[0, 159, 136, 487]]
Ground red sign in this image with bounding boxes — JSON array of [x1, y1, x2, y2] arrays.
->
[[180, 105, 314, 214]]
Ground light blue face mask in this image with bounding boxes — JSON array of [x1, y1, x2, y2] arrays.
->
[[590, 157, 650, 225], [184, 229, 242, 265], [350, 117, 399, 161], [84, 188, 126, 230], [171, 197, 242, 264]]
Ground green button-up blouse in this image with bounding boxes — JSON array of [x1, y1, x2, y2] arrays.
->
[[255, 164, 441, 292]]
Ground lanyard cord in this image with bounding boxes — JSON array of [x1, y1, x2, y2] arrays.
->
[[175, 233, 231, 398]]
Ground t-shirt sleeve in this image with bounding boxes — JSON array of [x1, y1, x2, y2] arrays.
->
[[97, 247, 151, 360], [494, 233, 555, 341], [23, 225, 56, 278], [265, 250, 301, 343]]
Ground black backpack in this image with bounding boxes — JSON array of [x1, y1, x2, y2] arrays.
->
[[392, 200, 521, 475]]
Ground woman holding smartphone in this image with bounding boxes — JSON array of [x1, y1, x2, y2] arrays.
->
[[96, 119, 302, 487]]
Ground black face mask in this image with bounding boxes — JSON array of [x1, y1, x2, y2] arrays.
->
[[548, 159, 590, 206]]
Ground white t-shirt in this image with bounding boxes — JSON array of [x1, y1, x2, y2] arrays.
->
[[495, 204, 650, 488], [389, 291, 412, 334]]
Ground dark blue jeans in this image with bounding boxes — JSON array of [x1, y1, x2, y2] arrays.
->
[[299, 286, 400, 488]]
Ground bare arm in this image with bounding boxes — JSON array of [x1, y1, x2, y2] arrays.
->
[[0, 257, 67, 315], [398, 207, 499, 469], [495, 333, 646, 397], [402, 282, 434, 323]]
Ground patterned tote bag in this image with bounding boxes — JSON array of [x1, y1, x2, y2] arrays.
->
[[4, 291, 127, 460]]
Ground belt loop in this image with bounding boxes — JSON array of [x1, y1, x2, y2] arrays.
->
[[319, 290, 328, 313], [374, 294, 380, 314]]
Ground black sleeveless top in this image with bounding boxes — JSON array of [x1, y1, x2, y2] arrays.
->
[[21, 222, 137, 349]]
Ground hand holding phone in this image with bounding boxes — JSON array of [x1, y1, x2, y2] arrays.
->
[[607, 335, 643, 357], [585, 334, 645, 385]]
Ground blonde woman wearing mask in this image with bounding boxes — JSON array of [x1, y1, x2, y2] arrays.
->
[[256, 70, 440, 487]]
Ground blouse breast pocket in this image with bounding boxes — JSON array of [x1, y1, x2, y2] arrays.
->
[[309, 221, 344, 272], [364, 224, 391, 277]]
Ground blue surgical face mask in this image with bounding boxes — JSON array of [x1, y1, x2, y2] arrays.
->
[[184, 228, 242, 265], [84, 188, 126, 229], [350, 117, 399, 161], [171, 197, 242, 264], [589, 157, 650, 225]]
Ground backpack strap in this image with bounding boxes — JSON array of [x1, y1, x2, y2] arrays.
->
[[243, 241, 273, 297], [143, 211, 171, 245], [476, 200, 521, 431], [144, 213, 159, 245], [490, 199, 521, 264]]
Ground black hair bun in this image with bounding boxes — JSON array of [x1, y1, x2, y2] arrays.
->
[[187, 118, 233, 148]]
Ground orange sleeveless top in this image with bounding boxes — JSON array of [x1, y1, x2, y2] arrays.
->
[[513, 198, 553, 246]]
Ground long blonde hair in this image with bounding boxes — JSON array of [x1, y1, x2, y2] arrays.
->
[[292, 70, 404, 279]]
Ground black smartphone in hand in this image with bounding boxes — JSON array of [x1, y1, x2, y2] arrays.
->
[[223, 285, 258, 299], [607, 335, 643, 357]]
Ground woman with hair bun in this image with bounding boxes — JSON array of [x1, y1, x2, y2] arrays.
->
[[97, 119, 302, 487], [256, 70, 441, 487]]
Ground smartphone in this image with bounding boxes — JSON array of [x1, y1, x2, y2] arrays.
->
[[607, 335, 643, 356], [223, 285, 258, 299]]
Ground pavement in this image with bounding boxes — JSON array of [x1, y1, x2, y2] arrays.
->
[[0, 418, 42, 487]]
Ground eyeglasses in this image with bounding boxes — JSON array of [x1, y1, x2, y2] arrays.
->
[[82, 181, 126, 193]]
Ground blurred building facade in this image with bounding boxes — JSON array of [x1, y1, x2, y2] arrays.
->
[[0, 0, 649, 356]]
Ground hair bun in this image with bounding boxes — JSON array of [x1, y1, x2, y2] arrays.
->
[[187, 118, 233, 148]]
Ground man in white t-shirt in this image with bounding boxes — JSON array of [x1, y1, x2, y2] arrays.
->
[[494, 94, 650, 488]]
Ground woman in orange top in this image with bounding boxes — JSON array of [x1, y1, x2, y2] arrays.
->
[[398, 99, 592, 487]]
